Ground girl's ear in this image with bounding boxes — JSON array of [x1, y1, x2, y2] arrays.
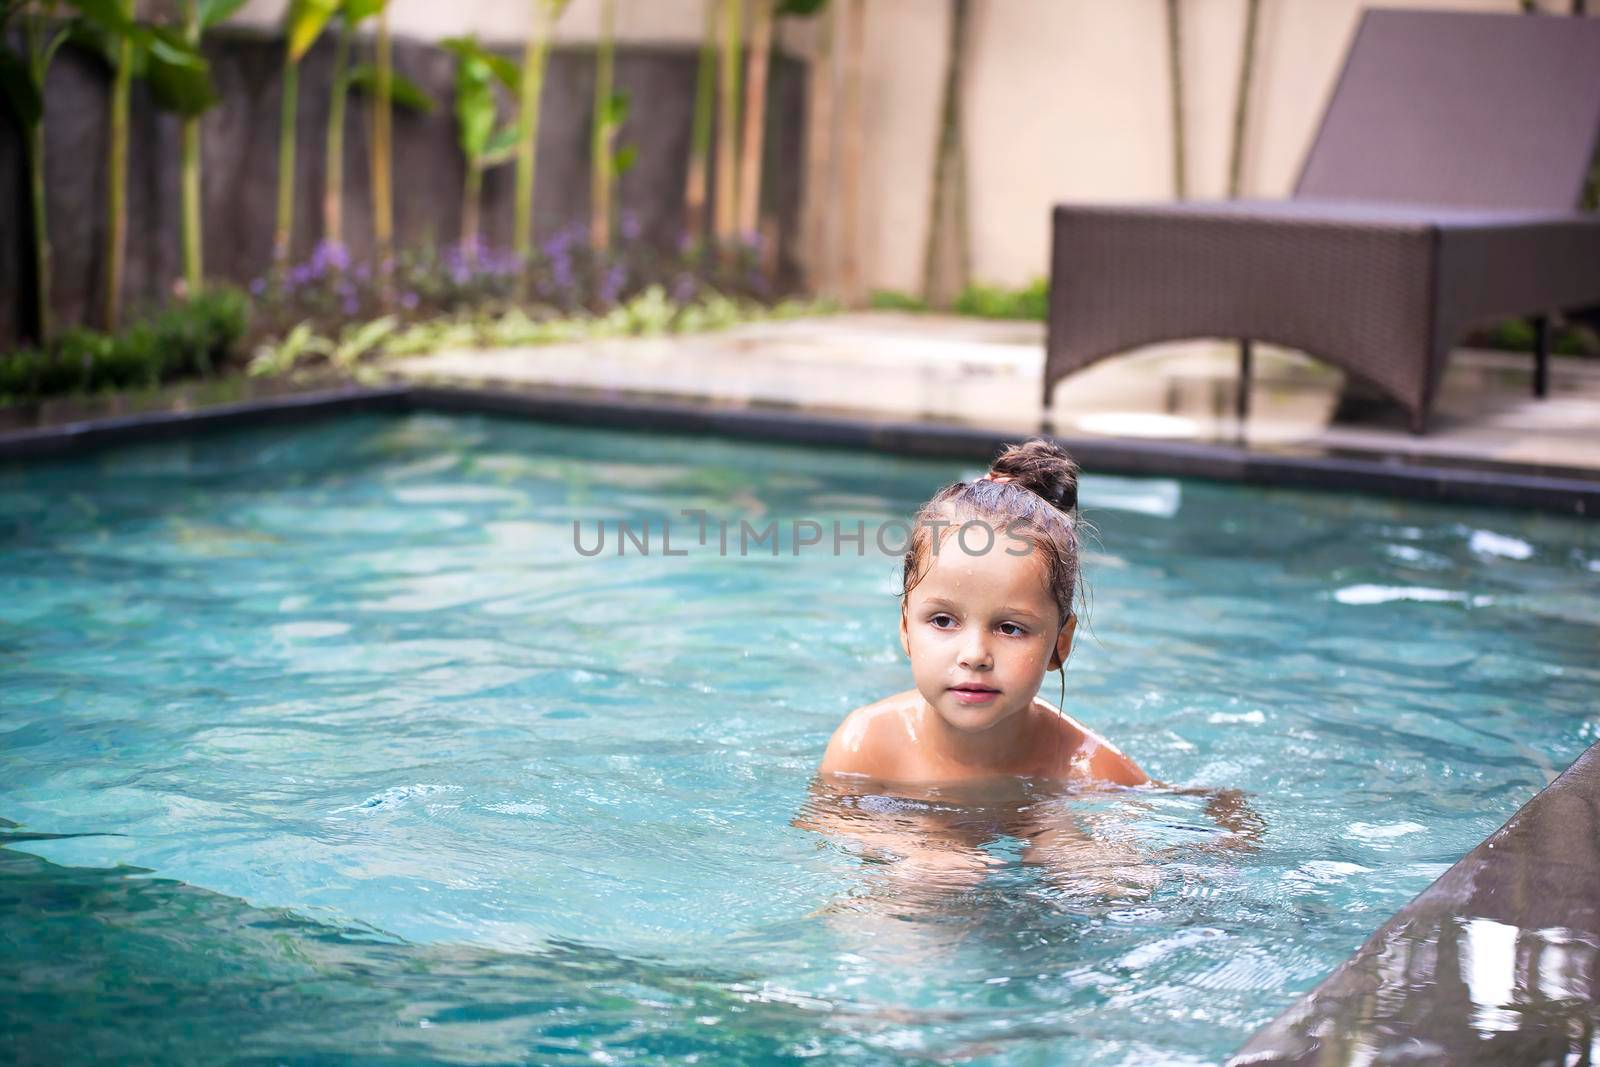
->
[[899, 602, 911, 659], [1047, 614, 1077, 671]]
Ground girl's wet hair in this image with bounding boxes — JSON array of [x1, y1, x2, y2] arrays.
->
[[899, 438, 1084, 633]]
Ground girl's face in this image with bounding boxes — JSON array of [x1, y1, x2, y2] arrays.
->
[[899, 531, 1075, 737]]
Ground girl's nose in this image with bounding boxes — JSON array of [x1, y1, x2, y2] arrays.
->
[[958, 636, 993, 670]]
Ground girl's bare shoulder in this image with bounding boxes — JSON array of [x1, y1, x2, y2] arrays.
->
[[1035, 699, 1151, 787], [815, 690, 923, 781]]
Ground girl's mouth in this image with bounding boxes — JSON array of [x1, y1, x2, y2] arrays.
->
[[949, 685, 1000, 704]]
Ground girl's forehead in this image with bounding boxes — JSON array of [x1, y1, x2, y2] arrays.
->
[[914, 542, 1053, 603]]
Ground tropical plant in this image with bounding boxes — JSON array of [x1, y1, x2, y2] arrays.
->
[[712, 0, 741, 251], [169, 0, 245, 296], [514, 0, 569, 264], [0, 0, 74, 344], [276, 0, 338, 263], [368, 4, 391, 260], [65, 0, 215, 327], [321, 0, 383, 247], [1164, 0, 1186, 199], [1227, 0, 1259, 199], [922, 0, 968, 307], [683, 0, 717, 242], [836, 0, 864, 302], [442, 35, 519, 255], [589, 0, 635, 250]]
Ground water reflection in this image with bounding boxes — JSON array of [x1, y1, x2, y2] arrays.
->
[[792, 776, 1264, 965], [1231, 743, 1600, 1065]]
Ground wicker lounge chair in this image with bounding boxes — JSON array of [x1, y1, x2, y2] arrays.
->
[[1044, 8, 1600, 434]]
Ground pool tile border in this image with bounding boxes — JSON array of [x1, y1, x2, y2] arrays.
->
[[1229, 740, 1600, 1066], [1, 383, 1598, 516]]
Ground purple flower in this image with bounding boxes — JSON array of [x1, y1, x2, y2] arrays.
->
[[599, 263, 626, 306], [342, 295, 358, 316], [620, 211, 641, 242], [671, 272, 697, 304], [400, 290, 419, 310], [249, 278, 266, 296], [551, 254, 575, 292]]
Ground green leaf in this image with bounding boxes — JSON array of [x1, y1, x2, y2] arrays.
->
[[341, 0, 387, 23], [332, 315, 398, 368], [442, 35, 518, 90], [456, 84, 493, 159], [65, 19, 117, 67], [145, 27, 218, 115], [39, 24, 74, 77], [0, 47, 42, 127], [347, 64, 435, 113], [143, 25, 207, 71], [481, 124, 520, 166], [777, 0, 827, 15], [285, 0, 338, 63], [612, 141, 637, 176], [199, 0, 250, 28], [603, 87, 628, 128], [63, 0, 140, 37]]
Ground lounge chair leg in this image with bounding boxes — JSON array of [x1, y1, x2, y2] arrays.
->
[[1532, 314, 1549, 399], [1236, 339, 1252, 425]]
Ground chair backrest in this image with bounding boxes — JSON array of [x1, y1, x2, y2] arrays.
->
[[1294, 8, 1600, 210]]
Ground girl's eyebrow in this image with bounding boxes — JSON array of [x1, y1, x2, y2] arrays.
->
[[924, 597, 1043, 620]]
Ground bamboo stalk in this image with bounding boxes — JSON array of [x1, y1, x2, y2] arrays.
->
[[837, 0, 864, 304], [1226, 0, 1259, 199], [590, 0, 615, 250], [713, 0, 742, 251], [27, 119, 52, 345], [684, 0, 718, 242], [1164, 0, 1186, 200], [181, 0, 203, 293], [515, 2, 554, 261], [798, 0, 833, 293], [735, 0, 772, 240], [104, 2, 132, 329], [370, 7, 393, 258], [323, 20, 352, 245], [922, 0, 969, 307], [274, 49, 298, 264], [462, 159, 483, 252]]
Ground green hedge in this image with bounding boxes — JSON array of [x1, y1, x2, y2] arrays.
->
[[0, 287, 250, 404], [868, 279, 1049, 321]]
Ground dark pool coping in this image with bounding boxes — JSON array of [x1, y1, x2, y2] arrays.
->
[[6, 382, 1595, 516], [2, 381, 1597, 1059], [1229, 739, 1600, 1066]]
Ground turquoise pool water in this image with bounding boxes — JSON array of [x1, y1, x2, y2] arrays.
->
[[2, 412, 1597, 1065]]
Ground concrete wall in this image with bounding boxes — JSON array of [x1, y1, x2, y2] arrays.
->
[[847, 0, 1532, 295]]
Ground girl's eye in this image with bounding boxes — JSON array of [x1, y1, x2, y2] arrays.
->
[[998, 622, 1027, 637], [929, 614, 957, 629]]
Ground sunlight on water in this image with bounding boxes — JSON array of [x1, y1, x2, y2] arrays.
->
[[2, 412, 1598, 1064]]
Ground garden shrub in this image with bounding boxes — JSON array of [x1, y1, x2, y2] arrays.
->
[[0, 286, 251, 404]]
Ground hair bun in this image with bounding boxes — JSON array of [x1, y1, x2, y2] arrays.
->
[[987, 438, 1078, 513]]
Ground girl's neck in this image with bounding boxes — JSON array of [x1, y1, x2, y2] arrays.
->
[[916, 697, 1040, 778]]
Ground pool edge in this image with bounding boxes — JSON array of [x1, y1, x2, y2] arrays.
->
[[1228, 739, 1600, 1065], [1, 382, 1597, 514]]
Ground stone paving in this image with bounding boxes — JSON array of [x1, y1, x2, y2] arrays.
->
[[385, 312, 1600, 477]]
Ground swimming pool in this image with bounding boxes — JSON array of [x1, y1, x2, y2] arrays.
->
[[2, 411, 1597, 1064]]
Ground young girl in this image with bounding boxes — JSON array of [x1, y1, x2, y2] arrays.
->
[[816, 438, 1148, 791]]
